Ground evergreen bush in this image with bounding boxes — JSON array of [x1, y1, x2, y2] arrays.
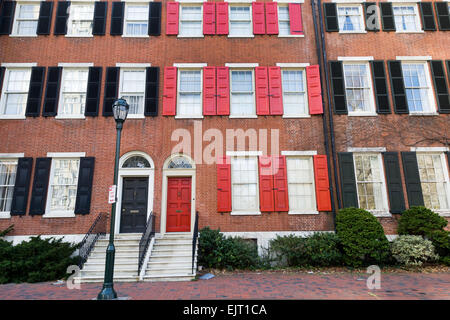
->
[[390, 235, 438, 266]]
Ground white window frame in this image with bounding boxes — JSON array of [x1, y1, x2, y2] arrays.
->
[[66, 2, 95, 37], [416, 152, 450, 215], [178, 3, 204, 38], [123, 2, 150, 38], [228, 3, 254, 38], [229, 68, 257, 118], [11, 1, 40, 37], [56, 67, 89, 119], [392, 3, 423, 33], [285, 155, 318, 215], [336, 4, 367, 33], [352, 152, 390, 216], [44, 153, 84, 218], [229, 155, 261, 215], [280, 67, 310, 118], [0, 67, 32, 120], [176, 68, 204, 119], [400, 60, 437, 115], [118, 67, 147, 118], [342, 61, 377, 116], [0, 156, 22, 219]]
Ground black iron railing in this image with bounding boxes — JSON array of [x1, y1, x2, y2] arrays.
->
[[78, 212, 108, 269], [138, 213, 155, 275], [192, 211, 199, 274]]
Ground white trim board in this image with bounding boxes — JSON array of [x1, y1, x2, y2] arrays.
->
[[276, 63, 310, 68], [1, 63, 37, 67], [0, 153, 25, 158], [173, 63, 207, 68], [116, 63, 152, 68], [47, 152, 86, 158], [396, 56, 432, 61], [225, 63, 259, 68], [411, 147, 449, 152], [226, 151, 262, 156], [58, 63, 94, 67], [347, 147, 387, 152], [338, 56, 374, 61], [281, 151, 317, 156]]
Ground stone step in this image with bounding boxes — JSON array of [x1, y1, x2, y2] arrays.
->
[[83, 264, 137, 272], [149, 254, 194, 263], [74, 275, 139, 283], [142, 273, 195, 282], [95, 240, 141, 247], [80, 270, 139, 278], [147, 261, 193, 270]]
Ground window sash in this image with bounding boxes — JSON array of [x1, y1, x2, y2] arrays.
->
[[278, 5, 291, 36], [0, 160, 17, 213], [343, 63, 374, 113], [231, 156, 259, 212], [401, 62, 433, 113], [0, 69, 31, 116], [68, 4, 94, 36], [393, 5, 420, 31], [229, 5, 252, 36], [120, 69, 146, 115], [48, 158, 80, 213], [282, 69, 307, 116], [59, 68, 89, 116], [286, 156, 316, 211], [177, 69, 202, 116], [14, 3, 40, 35], [125, 4, 149, 36], [337, 5, 363, 31]]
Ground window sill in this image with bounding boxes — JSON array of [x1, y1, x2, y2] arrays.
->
[[55, 115, 86, 120], [229, 115, 258, 119], [338, 31, 367, 34], [409, 112, 439, 116], [370, 211, 392, 217], [282, 114, 311, 118], [230, 211, 261, 216], [395, 30, 424, 34], [348, 112, 378, 117], [9, 34, 38, 37], [177, 35, 204, 38], [126, 114, 145, 119], [288, 210, 319, 215], [0, 212, 11, 219], [278, 34, 305, 38], [43, 212, 76, 218], [121, 35, 150, 38], [228, 35, 255, 38], [175, 115, 204, 119], [434, 210, 450, 217], [65, 35, 93, 38], [0, 115, 26, 120]]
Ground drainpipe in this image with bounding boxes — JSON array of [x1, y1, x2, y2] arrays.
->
[[311, 0, 341, 230]]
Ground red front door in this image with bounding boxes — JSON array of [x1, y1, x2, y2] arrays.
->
[[166, 177, 192, 232]]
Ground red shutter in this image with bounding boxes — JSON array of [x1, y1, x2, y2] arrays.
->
[[255, 67, 270, 115], [203, 2, 216, 35], [203, 67, 216, 115], [259, 156, 274, 212], [216, 67, 230, 115], [265, 2, 279, 35], [162, 67, 177, 116], [289, 3, 303, 35], [314, 155, 332, 211], [166, 2, 179, 35], [252, 2, 266, 34], [273, 155, 289, 212], [268, 67, 283, 115], [217, 156, 232, 212], [306, 65, 323, 114], [216, 2, 229, 35]]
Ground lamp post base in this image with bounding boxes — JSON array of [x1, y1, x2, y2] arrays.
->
[[97, 285, 117, 300]]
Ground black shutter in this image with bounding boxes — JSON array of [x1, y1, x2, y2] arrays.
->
[[54, 1, 70, 35], [0, 67, 5, 95], [37, 1, 53, 35], [383, 152, 405, 214], [92, 1, 107, 35], [74, 157, 95, 215], [10, 157, 33, 215], [329, 61, 347, 114], [338, 152, 358, 208], [435, 2, 450, 31], [148, 2, 161, 36], [29, 157, 51, 215], [145, 67, 159, 116], [447, 152, 450, 176], [401, 152, 424, 208], [380, 2, 395, 31], [430, 60, 450, 113], [25, 67, 46, 117], [419, 2, 436, 31], [43, 67, 62, 117], [448, 60, 450, 84], [103, 67, 119, 116], [388, 60, 409, 114], [323, 3, 338, 32], [110, 2, 124, 36], [370, 61, 390, 114], [0, 1, 16, 35], [85, 67, 102, 116], [364, 2, 380, 31]]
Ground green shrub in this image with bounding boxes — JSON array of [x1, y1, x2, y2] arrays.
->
[[0, 225, 14, 237], [390, 235, 438, 266], [335, 207, 391, 267], [397, 206, 447, 236], [428, 230, 450, 265], [0, 236, 78, 284], [270, 234, 309, 266]]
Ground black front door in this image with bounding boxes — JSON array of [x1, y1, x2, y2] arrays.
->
[[120, 177, 148, 233]]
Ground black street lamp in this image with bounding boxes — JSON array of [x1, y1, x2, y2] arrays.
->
[[97, 98, 129, 300]]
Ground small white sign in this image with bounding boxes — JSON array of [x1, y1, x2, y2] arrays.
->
[[108, 185, 116, 204]]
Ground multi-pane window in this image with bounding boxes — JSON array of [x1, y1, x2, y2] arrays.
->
[[67, 3, 94, 36], [120, 69, 146, 116], [177, 70, 202, 117], [417, 153, 450, 210], [281, 69, 307, 116], [0, 68, 31, 117], [13, 3, 40, 36], [337, 6, 364, 32], [278, 5, 291, 35], [48, 159, 80, 214], [179, 5, 202, 37], [286, 157, 316, 212], [231, 157, 259, 212], [343, 63, 375, 114], [124, 4, 149, 36], [393, 5, 420, 32], [401, 62, 434, 113], [230, 70, 255, 116], [353, 153, 388, 211], [59, 69, 89, 116], [229, 5, 252, 36], [0, 160, 17, 213]]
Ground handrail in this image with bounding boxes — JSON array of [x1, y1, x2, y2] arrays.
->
[[138, 213, 155, 275], [78, 212, 108, 269], [192, 211, 199, 274]]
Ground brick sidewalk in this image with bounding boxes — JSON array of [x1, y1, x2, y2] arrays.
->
[[0, 272, 449, 300]]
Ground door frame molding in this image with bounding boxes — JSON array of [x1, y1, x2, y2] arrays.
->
[[114, 151, 155, 234]]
